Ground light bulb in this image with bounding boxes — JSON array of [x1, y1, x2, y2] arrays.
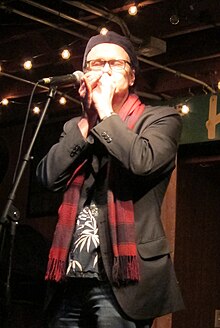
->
[[181, 104, 190, 114], [23, 60, 32, 70], [33, 106, 40, 114], [1, 98, 9, 106], [59, 96, 67, 105], [100, 27, 108, 35], [128, 5, 138, 16], [170, 14, 180, 25], [61, 49, 71, 60]]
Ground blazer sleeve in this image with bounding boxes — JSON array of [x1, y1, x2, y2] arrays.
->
[[91, 106, 182, 176], [36, 117, 88, 191]]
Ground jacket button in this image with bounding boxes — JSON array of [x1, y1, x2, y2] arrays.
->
[[70, 145, 81, 157], [73, 145, 80, 151]]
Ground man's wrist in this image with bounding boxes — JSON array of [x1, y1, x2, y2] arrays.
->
[[100, 112, 117, 121]]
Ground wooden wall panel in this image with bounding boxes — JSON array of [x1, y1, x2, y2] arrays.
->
[[152, 168, 177, 328]]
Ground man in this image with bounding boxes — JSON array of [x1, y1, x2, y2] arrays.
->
[[36, 31, 184, 328]]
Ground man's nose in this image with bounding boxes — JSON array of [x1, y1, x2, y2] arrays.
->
[[102, 62, 112, 74]]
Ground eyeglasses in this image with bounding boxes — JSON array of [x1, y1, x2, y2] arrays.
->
[[86, 59, 131, 71]]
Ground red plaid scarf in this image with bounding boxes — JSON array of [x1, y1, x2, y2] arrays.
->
[[45, 94, 145, 284]]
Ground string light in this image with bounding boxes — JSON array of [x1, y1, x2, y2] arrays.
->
[[0, 38, 82, 74], [218, 81, 220, 90], [32, 106, 40, 114], [181, 104, 190, 115], [100, 27, 109, 35], [61, 49, 71, 60], [128, 4, 138, 16], [1, 98, 9, 106], [23, 60, 32, 70], [59, 96, 67, 105], [0, 39, 82, 112], [176, 103, 190, 116], [0, 97, 70, 114], [0, 32, 207, 114], [170, 14, 180, 25]]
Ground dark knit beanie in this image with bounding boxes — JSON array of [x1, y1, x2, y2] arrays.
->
[[82, 31, 139, 74]]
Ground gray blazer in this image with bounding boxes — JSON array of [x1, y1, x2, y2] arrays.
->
[[36, 104, 184, 320]]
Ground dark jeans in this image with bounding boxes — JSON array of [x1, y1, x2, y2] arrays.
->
[[46, 278, 153, 328]]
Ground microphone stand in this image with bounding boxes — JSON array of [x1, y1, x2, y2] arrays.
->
[[0, 87, 57, 327]]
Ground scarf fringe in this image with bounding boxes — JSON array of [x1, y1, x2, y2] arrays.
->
[[112, 256, 139, 285], [45, 258, 66, 282]]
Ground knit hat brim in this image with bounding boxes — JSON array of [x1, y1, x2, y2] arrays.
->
[[82, 31, 139, 73]]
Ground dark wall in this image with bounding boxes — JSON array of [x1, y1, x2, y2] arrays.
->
[[173, 145, 220, 328], [0, 121, 63, 328]]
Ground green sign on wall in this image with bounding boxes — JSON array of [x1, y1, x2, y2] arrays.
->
[[179, 94, 220, 144]]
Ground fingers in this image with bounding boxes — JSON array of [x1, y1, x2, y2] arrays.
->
[[78, 72, 103, 109], [78, 81, 86, 98], [84, 71, 103, 88], [78, 71, 115, 116]]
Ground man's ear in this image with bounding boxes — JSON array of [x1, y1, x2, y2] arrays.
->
[[129, 69, 136, 86]]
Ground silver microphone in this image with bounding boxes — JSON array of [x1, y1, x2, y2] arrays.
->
[[39, 70, 84, 86]]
